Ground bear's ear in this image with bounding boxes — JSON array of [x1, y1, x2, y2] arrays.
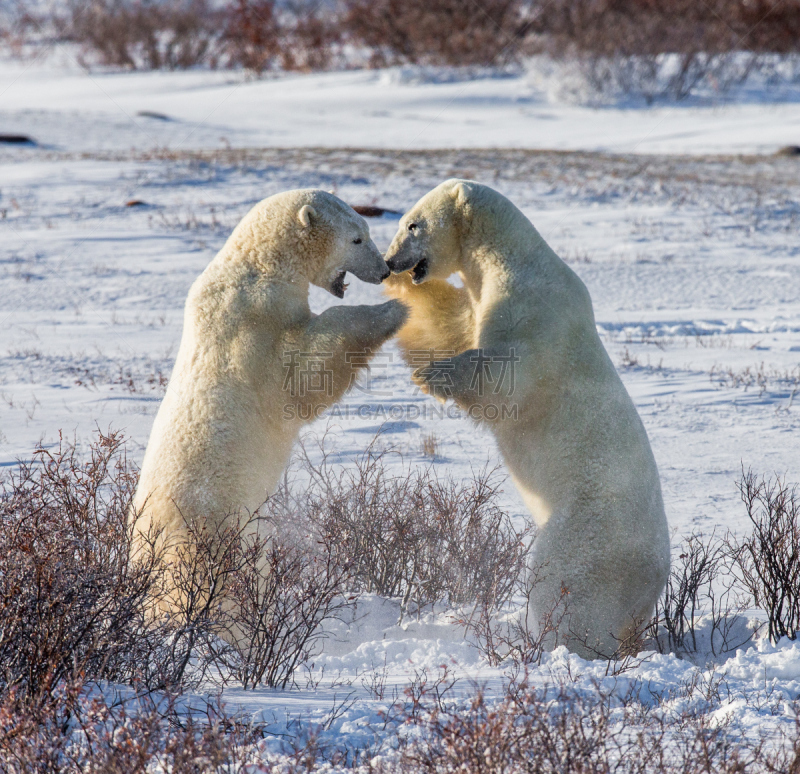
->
[[298, 204, 318, 228], [451, 181, 473, 206]]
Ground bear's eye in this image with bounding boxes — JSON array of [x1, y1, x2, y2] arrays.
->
[[408, 223, 418, 232], [353, 238, 362, 244]]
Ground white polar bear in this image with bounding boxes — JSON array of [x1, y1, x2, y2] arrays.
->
[[384, 179, 670, 658], [133, 189, 407, 556]]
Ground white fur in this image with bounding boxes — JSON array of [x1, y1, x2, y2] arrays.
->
[[133, 189, 406, 556], [384, 179, 670, 658]]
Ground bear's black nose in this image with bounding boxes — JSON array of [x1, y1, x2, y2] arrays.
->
[[385, 258, 399, 273], [380, 266, 391, 281]]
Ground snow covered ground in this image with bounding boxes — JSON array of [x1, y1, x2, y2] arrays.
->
[[2, 54, 800, 764], [2, 47, 800, 155]]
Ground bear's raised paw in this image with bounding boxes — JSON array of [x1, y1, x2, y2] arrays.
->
[[412, 364, 451, 404]]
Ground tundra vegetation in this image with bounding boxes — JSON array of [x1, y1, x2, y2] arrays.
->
[[2, 0, 799, 101], [0, 431, 798, 770]]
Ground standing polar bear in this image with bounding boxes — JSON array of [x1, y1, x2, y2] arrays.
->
[[133, 189, 406, 557], [384, 179, 670, 658]]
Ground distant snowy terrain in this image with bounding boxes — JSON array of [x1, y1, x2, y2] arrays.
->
[[2, 47, 800, 155], [2, 55, 800, 765]]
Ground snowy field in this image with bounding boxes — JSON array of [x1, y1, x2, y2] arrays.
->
[[2, 56, 800, 765], [3, 49, 800, 155]]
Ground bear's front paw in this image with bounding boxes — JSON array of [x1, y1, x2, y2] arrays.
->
[[412, 364, 451, 404], [374, 299, 409, 334]]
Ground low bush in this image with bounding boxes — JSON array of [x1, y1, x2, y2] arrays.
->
[[0, 2, 35, 52], [8, 0, 800, 92], [136, 515, 242, 691], [302, 440, 528, 616], [221, 524, 354, 689], [0, 431, 350, 699], [391, 671, 799, 774], [732, 470, 800, 643], [69, 0, 221, 70], [3, 429, 800, 769], [459, 560, 570, 667], [648, 530, 755, 660], [0, 431, 156, 700], [119, 483, 358, 692], [528, 0, 800, 101], [63, 0, 342, 73], [0, 428, 528, 702], [0, 679, 266, 773], [222, 0, 342, 73], [341, 0, 529, 67], [0, 431, 271, 766], [532, 0, 800, 60]]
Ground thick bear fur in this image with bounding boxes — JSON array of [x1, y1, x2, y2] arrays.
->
[[384, 179, 670, 659], [133, 189, 407, 558]]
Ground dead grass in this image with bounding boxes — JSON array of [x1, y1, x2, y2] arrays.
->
[[710, 362, 800, 396], [617, 347, 664, 373], [420, 432, 439, 459]]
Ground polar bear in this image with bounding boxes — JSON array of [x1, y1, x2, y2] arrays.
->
[[133, 189, 407, 562], [383, 179, 670, 659]]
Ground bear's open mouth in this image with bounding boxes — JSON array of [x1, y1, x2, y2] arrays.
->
[[411, 258, 428, 284], [331, 271, 349, 298]]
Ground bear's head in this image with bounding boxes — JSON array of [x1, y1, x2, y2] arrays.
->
[[232, 189, 390, 298], [294, 190, 390, 298], [383, 179, 475, 285]]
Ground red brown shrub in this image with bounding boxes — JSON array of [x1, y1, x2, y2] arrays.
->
[[342, 0, 528, 67]]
